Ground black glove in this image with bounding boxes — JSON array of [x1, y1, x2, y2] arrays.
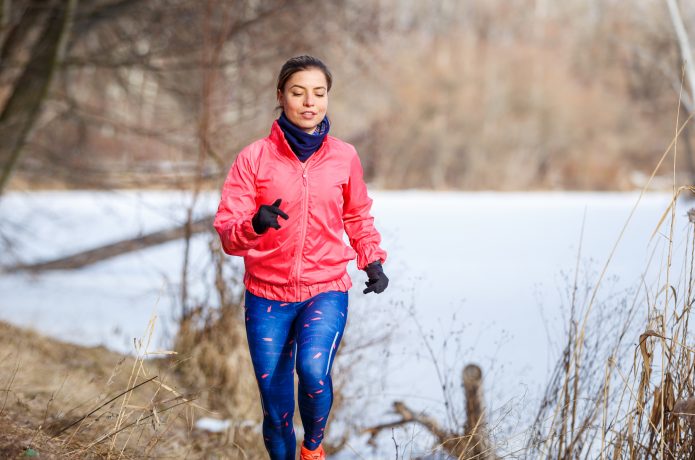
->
[[363, 260, 389, 294], [252, 198, 289, 234]]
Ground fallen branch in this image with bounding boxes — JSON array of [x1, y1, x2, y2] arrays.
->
[[4, 215, 213, 273], [362, 401, 453, 447], [363, 364, 498, 459]]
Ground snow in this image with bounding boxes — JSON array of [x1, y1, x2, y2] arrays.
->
[[0, 189, 686, 458], [195, 417, 232, 432]]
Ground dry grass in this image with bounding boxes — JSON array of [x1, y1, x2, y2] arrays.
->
[[173, 303, 258, 421], [522, 111, 695, 458], [524, 193, 695, 459], [0, 317, 267, 459]]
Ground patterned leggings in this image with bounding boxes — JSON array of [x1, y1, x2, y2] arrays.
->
[[244, 289, 348, 460]]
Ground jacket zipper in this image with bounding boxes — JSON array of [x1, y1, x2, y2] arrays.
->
[[288, 139, 326, 299], [294, 162, 310, 298]]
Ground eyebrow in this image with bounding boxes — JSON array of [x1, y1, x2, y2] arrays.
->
[[289, 84, 327, 91]]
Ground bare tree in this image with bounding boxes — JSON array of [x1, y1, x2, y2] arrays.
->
[[0, 0, 78, 194], [665, 0, 695, 113]]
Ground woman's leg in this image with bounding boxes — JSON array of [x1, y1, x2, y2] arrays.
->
[[295, 290, 349, 449], [244, 291, 299, 460]]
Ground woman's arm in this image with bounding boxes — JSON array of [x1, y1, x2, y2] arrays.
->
[[342, 151, 388, 270], [214, 148, 263, 256]]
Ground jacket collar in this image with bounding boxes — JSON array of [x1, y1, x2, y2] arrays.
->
[[269, 120, 328, 161]]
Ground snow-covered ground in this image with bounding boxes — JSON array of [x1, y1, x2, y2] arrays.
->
[[0, 190, 687, 458]]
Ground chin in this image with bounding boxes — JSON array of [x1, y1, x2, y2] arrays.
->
[[292, 118, 318, 131]]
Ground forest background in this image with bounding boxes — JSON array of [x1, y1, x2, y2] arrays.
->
[[3, 0, 695, 193]]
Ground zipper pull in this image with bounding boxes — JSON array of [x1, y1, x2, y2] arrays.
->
[[302, 171, 307, 186]]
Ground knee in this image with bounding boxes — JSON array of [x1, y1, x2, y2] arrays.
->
[[296, 357, 326, 387], [256, 374, 293, 401]]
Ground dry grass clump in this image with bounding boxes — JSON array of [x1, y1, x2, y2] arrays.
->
[[0, 319, 167, 457], [527, 194, 695, 458], [173, 301, 259, 422], [525, 103, 695, 459], [0, 316, 265, 459]]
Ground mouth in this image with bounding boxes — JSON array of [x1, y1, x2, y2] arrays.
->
[[300, 111, 317, 120]]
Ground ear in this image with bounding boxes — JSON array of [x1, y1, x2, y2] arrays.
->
[[276, 89, 284, 106]]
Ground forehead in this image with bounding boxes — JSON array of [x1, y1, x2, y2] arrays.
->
[[285, 68, 327, 89]]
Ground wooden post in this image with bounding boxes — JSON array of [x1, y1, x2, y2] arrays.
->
[[461, 364, 495, 460]]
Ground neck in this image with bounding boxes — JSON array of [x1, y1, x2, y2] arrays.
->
[[276, 112, 330, 162]]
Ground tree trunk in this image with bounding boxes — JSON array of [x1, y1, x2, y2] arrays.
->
[[666, 0, 695, 101], [0, 0, 12, 43], [0, 1, 46, 65], [0, 0, 77, 194], [666, 0, 695, 184], [683, 122, 695, 187]]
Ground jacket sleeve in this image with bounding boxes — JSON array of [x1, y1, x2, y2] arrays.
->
[[343, 150, 388, 270], [213, 147, 262, 256]]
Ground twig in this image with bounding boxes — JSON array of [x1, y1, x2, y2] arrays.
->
[[391, 427, 399, 460], [33, 372, 70, 445], [0, 357, 20, 417], [52, 375, 158, 438], [86, 398, 194, 448]]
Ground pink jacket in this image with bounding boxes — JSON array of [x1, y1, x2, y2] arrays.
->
[[214, 121, 387, 302]]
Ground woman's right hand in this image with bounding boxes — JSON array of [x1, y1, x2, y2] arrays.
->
[[252, 198, 289, 234]]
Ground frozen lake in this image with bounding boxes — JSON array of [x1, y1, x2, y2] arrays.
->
[[0, 190, 687, 457]]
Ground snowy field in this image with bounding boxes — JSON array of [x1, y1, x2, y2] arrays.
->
[[0, 190, 689, 458]]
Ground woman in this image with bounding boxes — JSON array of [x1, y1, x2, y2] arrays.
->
[[214, 55, 389, 460]]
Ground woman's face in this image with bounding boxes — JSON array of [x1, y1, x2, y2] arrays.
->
[[277, 68, 328, 134]]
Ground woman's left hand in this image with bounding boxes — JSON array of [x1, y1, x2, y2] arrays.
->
[[363, 261, 389, 294]]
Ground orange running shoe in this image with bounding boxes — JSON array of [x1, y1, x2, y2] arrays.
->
[[299, 443, 326, 460]]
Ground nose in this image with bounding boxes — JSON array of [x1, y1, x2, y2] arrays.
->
[[304, 93, 314, 107]]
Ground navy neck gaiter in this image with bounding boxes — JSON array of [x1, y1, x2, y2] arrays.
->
[[277, 112, 330, 162]]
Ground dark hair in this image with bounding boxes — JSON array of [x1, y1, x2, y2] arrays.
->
[[276, 55, 332, 93]]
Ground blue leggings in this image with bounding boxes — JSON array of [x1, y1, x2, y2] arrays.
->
[[244, 289, 348, 459]]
